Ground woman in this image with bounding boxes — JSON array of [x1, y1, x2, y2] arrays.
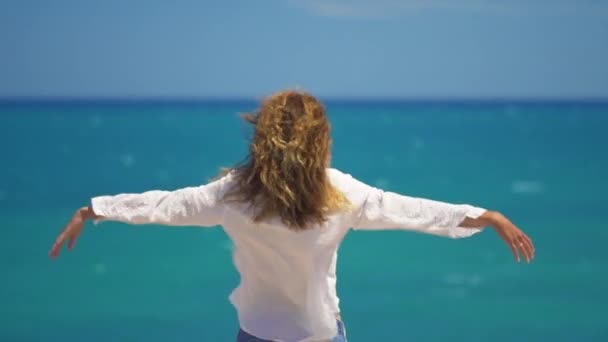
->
[[50, 90, 535, 342]]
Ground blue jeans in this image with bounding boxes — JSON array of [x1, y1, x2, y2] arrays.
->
[[236, 320, 347, 342]]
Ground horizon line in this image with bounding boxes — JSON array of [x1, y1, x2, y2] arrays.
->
[[1, 95, 608, 105]]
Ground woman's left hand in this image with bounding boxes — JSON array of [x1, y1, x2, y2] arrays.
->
[[491, 212, 535, 263]]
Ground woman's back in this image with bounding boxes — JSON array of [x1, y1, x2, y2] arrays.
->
[[222, 169, 352, 341]]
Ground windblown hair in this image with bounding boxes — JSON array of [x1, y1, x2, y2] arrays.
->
[[222, 90, 350, 230]]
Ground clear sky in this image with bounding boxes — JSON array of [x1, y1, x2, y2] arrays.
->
[[1, 0, 607, 99]]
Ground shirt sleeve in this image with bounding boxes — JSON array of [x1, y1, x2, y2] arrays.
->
[[90, 175, 229, 227], [332, 169, 487, 238]]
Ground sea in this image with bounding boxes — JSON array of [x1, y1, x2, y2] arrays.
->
[[0, 99, 607, 341]]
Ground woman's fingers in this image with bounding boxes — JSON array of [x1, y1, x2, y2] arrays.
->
[[508, 241, 520, 263], [519, 232, 535, 262], [521, 235, 535, 261], [524, 235, 535, 255], [50, 211, 86, 259], [516, 240, 530, 263], [49, 232, 66, 258], [496, 227, 521, 263], [50, 222, 80, 258], [68, 234, 79, 250], [497, 220, 534, 264], [514, 235, 534, 263]]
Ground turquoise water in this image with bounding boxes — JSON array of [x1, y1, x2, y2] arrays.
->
[[1, 100, 607, 341]]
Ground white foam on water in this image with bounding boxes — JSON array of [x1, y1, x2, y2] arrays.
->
[[443, 273, 465, 285], [443, 273, 483, 287], [93, 262, 107, 276], [89, 115, 102, 128], [411, 137, 425, 150], [467, 274, 483, 287], [120, 153, 136, 168], [510, 180, 544, 195]]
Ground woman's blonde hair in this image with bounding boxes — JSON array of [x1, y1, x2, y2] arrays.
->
[[222, 90, 350, 230]]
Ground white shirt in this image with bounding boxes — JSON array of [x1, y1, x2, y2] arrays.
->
[[91, 168, 487, 342]]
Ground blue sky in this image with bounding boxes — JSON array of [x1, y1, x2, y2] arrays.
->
[[1, 0, 607, 98]]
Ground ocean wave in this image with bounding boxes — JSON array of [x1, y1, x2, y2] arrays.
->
[[93, 262, 107, 276], [510, 180, 544, 194], [411, 137, 425, 150], [120, 153, 136, 168], [442, 273, 483, 287], [89, 115, 102, 128]]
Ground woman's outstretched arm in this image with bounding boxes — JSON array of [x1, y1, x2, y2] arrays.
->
[[351, 186, 536, 263], [49, 174, 231, 258], [330, 169, 535, 263]]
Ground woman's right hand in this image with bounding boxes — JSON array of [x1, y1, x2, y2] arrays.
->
[[49, 206, 96, 258], [489, 211, 535, 263]]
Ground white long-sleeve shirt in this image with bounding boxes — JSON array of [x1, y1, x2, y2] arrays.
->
[[91, 168, 487, 342]]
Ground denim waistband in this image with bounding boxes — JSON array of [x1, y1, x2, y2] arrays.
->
[[236, 320, 347, 342]]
